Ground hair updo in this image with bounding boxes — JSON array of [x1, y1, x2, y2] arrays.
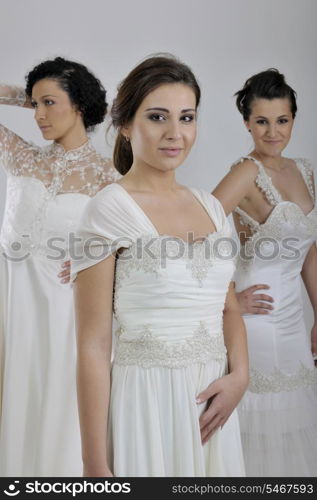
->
[[111, 54, 201, 176], [235, 68, 297, 121], [25, 57, 108, 129]]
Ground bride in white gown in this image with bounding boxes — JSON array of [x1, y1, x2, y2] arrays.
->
[[213, 68, 317, 476], [72, 55, 248, 477], [0, 57, 119, 476]]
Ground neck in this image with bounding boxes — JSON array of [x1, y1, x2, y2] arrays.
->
[[123, 161, 178, 193], [55, 126, 88, 152], [251, 149, 285, 171]]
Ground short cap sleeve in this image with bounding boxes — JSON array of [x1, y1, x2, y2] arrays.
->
[[71, 185, 133, 281]]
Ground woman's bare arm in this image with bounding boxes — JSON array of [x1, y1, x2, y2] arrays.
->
[[74, 255, 116, 476], [212, 159, 258, 216], [197, 282, 249, 444]]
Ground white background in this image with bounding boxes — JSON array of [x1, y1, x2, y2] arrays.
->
[[1, 0, 316, 325]]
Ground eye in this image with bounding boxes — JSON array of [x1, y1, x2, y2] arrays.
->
[[256, 119, 267, 125], [278, 118, 289, 124], [148, 113, 166, 122], [44, 99, 54, 106], [181, 114, 195, 123]]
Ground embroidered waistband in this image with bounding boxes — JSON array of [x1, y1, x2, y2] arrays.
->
[[113, 322, 227, 369]]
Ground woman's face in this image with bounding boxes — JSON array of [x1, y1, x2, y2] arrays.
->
[[124, 83, 197, 173], [246, 97, 294, 157], [31, 79, 83, 143]]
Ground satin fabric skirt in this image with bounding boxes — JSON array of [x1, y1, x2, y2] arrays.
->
[[0, 255, 82, 476], [108, 358, 245, 477]]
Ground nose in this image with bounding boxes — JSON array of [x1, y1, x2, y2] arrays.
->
[[34, 104, 46, 121], [266, 123, 277, 138], [166, 119, 182, 140]]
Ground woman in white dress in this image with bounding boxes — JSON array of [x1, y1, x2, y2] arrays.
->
[[213, 69, 317, 476], [72, 55, 248, 477], [0, 57, 119, 476]]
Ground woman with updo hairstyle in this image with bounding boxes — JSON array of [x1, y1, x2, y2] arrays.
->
[[72, 54, 248, 477], [213, 69, 317, 476], [0, 57, 119, 476]]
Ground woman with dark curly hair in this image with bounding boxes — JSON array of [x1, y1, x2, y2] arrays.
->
[[213, 69, 317, 476], [0, 57, 119, 476]]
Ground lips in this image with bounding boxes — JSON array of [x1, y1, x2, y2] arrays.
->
[[159, 148, 183, 157]]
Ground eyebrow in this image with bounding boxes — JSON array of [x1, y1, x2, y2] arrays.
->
[[32, 94, 58, 100], [144, 107, 196, 113], [255, 114, 290, 119]]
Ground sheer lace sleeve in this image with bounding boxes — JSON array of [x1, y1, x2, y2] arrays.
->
[[0, 84, 36, 173], [0, 123, 37, 173], [0, 84, 26, 106]]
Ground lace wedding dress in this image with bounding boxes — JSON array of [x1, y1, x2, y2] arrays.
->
[[233, 156, 317, 476], [0, 85, 120, 476], [72, 183, 245, 477]]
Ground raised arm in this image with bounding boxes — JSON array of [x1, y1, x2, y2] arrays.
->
[[74, 254, 116, 477], [197, 282, 249, 444], [0, 84, 32, 108], [0, 85, 35, 173]]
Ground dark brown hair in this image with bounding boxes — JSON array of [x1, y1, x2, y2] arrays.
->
[[111, 54, 201, 175], [235, 68, 297, 121]]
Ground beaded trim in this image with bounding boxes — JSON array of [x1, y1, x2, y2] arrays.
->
[[249, 364, 317, 393], [113, 321, 227, 369]]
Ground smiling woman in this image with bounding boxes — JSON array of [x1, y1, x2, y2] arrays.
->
[[212, 68, 317, 477], [0, 57, 119, 477], [72, 54, 248, 477]]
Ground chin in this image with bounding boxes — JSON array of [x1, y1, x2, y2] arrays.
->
[[41, 131, 56, 141]]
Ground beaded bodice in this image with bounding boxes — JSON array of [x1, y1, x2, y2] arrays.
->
[[232, 156, 317, 259], [72, 184, 234, 368]]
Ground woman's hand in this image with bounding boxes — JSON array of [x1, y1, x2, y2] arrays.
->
[[58, 260, 71, 284], [196, 372, 248, 445], [311, 322, 317, 367], [236, 284, 274, 314]]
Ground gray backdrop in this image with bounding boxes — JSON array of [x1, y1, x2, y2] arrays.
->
[[1, 0, 316, 327]]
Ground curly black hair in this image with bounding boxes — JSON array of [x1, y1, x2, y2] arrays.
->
[[25, 57, 107, 129], [235, 68, 297, 121]]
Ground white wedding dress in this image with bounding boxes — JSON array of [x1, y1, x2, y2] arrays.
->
[[233, 156, 317, 477], [0, 85, 120, 476], [72, 183, 245, 477]]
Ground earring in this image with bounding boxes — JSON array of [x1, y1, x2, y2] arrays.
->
[[248, 129, 251, 133], [125, 136, 130, 143]]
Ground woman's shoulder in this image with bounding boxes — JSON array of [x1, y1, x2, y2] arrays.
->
[[293, 157, 314, 172], [230, 155, 262, 175], [85, 182, 125, 212]]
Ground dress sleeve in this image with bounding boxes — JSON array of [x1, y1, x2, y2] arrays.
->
[[0, 84, 26, 107], [71, 186, 132, 281], [0, 85, 36, 173], [192, 188, 232, 236], [0, 123, 36, 173]]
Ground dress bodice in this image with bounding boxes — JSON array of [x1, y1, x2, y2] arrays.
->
[[233, 156, 317, 317], [72, 184, 235, 368], [0, 116, 120, 258], [233, 156, 317, 271]]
